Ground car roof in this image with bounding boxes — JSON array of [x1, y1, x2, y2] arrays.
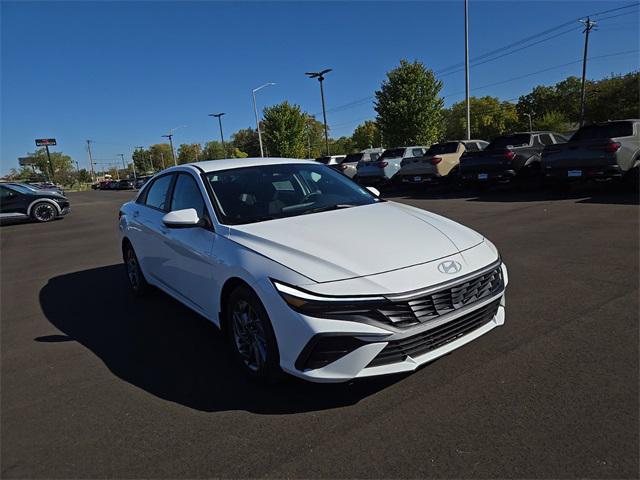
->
[[182, 157, 316, 174]]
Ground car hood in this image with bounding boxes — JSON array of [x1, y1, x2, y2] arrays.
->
[[227, 202, 484, 283]]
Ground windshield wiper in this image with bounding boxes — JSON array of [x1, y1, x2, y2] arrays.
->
[[308, 204, 358, 214]]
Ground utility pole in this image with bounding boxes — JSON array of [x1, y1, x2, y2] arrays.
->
[[579, 17, 596, 127], [161, 133, 177, 166], [118, 153, 127, 178], [86, 140, 95, 182], [128, 151, 137, 180], [160, 152, 165, 169], [464, 0, 471, 140], [306, 69, 332, 156]]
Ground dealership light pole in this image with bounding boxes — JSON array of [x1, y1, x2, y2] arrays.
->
[[252, 82, 276, 157], [162, 125, 186, 166], [305, 69, 332, 155], [464, 0, 471, 140], [209, 113, 226, 149], [524, 113, 533, 132], [579, 17, 596, 127]]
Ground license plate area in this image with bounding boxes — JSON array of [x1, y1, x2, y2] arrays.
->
[[413, 176, 422, 182], [568, 170, 582, 177], [478, 173, 488, 180]]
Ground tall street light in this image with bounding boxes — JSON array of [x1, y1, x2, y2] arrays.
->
[[208, 113, 226, 150], [464, 0, 471, 140], [252, 82, 276, 157], [524, 112, 533, 132], [162, 125, 187, 166], [305, 69, 332, 156]]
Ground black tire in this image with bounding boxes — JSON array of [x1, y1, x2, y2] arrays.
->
[[623, 165, 639, 192], [123, 242, 150, 297], [225, 285, 281, 383], [31, 201, 58, 222]]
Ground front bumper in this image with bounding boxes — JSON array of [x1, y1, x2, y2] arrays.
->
[[258, 258, 508, 383]]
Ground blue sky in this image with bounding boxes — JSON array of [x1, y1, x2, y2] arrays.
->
[[1, 1, 638, 173]]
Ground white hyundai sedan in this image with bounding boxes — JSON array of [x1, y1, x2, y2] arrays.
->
[[119, 158, 507, 383]]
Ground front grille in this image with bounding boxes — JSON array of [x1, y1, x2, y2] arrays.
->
[[375, 264, 503, 328], [367, 298, 501, 368]]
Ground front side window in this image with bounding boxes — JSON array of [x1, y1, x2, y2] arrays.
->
[[379, 148, 405, 160], [464, 142, 479, 152], [205, 163, 380, 225], [427, 143, 459, 155], [144, 174, 173, 211], [170, 174, 205, 219], [570, 122, 634, 141]]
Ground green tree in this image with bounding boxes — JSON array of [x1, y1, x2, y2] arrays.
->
[[177, 143, 202, 164], [586, 71, 639, 123], [304, 116, 326, 158], [444, 96, 518, 140], [19, 149, 74, 183], [231, 128, 261, 157], [202, 141, 227, 160], [534, 111, 571, 133], [329, 136, 355, 155], [375, 59, 444, 146], [351, 120, 382, 150], [262, 101, 307, 158], [148, 143, 174, 170]]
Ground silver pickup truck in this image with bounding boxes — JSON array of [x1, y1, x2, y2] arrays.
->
[[542, 119, 640, 188]]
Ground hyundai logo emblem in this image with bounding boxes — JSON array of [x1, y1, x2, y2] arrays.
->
[[437, 260, 462, 274]]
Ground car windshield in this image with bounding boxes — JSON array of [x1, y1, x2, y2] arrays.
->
[[426, 142, 459, 155], [205, 163, 381, 225], [379, 148, 405, 159], [487, 134, 531, 150], [570, 122, 634, 141]]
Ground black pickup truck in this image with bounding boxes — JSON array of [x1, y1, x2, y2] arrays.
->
[[459, 131, 569, 185]]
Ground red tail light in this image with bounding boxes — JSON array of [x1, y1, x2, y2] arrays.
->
[[377, 161, 388, 168], [605, 142, 621, 153], [503, 151, 515, 161], [430, 157, 442, 165]]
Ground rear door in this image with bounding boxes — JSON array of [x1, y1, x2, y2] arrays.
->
[[161, 172, 217, 313]]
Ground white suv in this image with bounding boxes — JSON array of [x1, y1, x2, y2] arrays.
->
[[119, 158, 507, 383]]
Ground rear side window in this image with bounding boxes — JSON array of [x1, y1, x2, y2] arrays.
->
[[427, 143, 459, 155], [553, 134, 569, 143], [464, 142, 479, 152], [487, 134, 531, 150], [144, 174, 174, 211], [170, 173, 205, 218], [571, 122, 634, 141], [344, 153, 364, 163], [539, 134, 554, 145], [411, 148, 425, 157]]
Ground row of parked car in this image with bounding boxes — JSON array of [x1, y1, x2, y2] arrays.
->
[[318, 119, 639, 190], [92, 176, 151, 191]]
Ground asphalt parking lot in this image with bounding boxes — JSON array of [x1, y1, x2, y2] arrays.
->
[[1, 186, 638, 478]]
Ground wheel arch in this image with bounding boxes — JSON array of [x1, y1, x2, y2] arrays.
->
[[218, 277, 254, 332], [27, 198, 62, 216]]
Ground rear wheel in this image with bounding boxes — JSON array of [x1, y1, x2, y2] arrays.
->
[[226, 285, 281, 382], [31, 202, 57, 222], [123, 243, 149, 297]]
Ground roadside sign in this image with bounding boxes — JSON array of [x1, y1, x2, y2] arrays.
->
[[18, 156, 35, 166], [35, 138, 57, 146]]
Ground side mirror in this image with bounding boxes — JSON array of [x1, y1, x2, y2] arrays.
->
[[366, 186, 381, 197], [162, 208, 201, 228]]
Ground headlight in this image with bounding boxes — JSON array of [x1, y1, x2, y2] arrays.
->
[[272, 280, 387, 317]]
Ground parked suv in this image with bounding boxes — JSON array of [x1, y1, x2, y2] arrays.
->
[[357, 146, 428, 186], [315, 155, 346, 166], [395, 140, 488, 186], [459, 132, 568, 185], [333, 149, 384, 179], [542, 120, 639, 187], [0, 183, 70, 222]]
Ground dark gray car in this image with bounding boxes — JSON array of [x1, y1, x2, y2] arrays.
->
[[542, 120, 640, 186], [459, 131, 568, 185]]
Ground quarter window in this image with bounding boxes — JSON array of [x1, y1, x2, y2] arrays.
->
[[144, 174, 173, 211], [539, 134, 554, 145], [170, 174, 206, 218]]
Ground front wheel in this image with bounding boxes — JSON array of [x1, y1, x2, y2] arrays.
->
[[123, 243, 149, 297], [226, 285, 281, 382], [31, 202, 57, 222]]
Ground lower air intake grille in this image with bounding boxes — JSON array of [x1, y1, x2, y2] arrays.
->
[[367, 299, 501, 368]]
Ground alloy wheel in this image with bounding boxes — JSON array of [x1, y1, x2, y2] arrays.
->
[[231, 300, 267, 372], [33, 203, 56, 222], [126, 248, 140, 290]]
